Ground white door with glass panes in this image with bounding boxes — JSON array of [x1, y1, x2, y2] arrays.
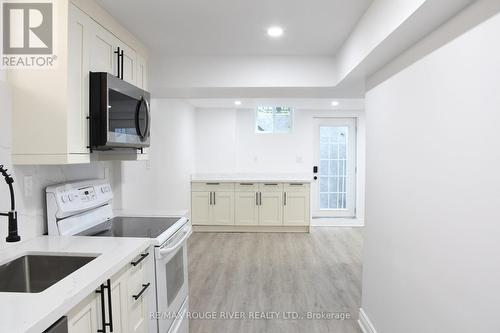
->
[[312, 118, 356, 218]]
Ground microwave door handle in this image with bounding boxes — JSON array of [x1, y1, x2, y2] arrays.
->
[[143, 98, 151, 139], [159, 226, 192, 257]]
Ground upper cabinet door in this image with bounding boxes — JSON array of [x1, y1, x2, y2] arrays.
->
[[68, 4, 91, 154], [90, 23, 119, 75], [136, 54, 148, 90], [120, 43, 137, 86]]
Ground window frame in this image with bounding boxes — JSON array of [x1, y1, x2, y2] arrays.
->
[[254, 106, 294, 134]]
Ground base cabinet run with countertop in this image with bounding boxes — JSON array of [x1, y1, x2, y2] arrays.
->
[[67, 247, 153, 333], [191, 182, 311, 232]]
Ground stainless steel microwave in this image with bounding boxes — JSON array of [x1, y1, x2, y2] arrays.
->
[[89, 72, 151, 151]]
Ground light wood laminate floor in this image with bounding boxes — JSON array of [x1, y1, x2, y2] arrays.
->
[[188, 228, 363, 333]]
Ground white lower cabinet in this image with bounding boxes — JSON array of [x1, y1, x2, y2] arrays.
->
[[191, 183, 235, 225], [235, 191, 259, 225], [283, 184, 311, 226], [67, 247, 153, 333], [259, 184, 284, 226], [67, 293, 99, 333], [212, 191, 235, 225], [192, 182, 310, 229]]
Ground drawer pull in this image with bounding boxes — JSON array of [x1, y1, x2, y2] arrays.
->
[[264, 183, 278, 186], [240, 183, 254, 186], [290, 183, 304, 186], [206, 183, 220, 185], [132, 283, 151, 300], [131, 252, 149, 266]]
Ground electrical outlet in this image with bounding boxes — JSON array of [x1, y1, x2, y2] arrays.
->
[[23, 175, 33, 197]]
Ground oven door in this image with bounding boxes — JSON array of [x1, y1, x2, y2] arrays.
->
[[155, 223, 192, 333]]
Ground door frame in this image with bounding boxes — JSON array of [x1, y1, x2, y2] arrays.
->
[[312, 117, 357, 218]]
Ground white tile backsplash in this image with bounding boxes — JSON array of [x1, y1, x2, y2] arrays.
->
[[0, 80, 121, 248]]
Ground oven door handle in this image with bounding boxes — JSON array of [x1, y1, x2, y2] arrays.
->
[[159, 226, 192, 257]]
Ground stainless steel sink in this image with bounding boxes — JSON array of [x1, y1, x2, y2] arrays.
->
[[0, 254, 97, 293]]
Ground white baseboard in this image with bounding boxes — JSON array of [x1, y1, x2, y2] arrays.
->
[[358, 308, 378, 333], [311, 217, 364, 227]]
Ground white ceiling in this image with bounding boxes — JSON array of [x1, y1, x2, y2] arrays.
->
[[95, 0, 372, 56]]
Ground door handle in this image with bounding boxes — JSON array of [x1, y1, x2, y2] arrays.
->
[[256, 192, 259, 206], [159, 226, 192, 256], [213, 192, 216, 205], [259, 192, 262, 206], [284, 192, 287, 206]]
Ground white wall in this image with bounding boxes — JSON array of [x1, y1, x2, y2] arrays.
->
[[119, 99, 196, 215], [0, 79, 119, 248], [194, 106, 366, 219], [362, 7, 500, 333]]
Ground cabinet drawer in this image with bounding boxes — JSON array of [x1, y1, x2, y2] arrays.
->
[[284, 183, 310, 192], [192, 182, 235, 192], [259, 183, 284, 192], [235, 183, 259, 191]]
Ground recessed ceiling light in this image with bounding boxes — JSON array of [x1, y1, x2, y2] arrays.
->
[[267, 26, 284, 38], [234, 100, 242, 106], [331, 101, 340, 107]]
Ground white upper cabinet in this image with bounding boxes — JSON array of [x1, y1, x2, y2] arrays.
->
[[90, 22, 119, 74], [120, 43, 138, 86], [136, 54, 148, 90], [9, 0, 149, 165]]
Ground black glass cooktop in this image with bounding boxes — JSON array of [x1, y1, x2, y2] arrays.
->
[[92, 216, 181, 238]]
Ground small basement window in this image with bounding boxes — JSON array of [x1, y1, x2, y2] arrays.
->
[[255, 106, 293, 133]]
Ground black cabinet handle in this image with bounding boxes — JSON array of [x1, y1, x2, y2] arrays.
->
[[105, 279, 113, 332], [96, 284, 106, 333], [132, 283, 151, 300], [114, 47, 121, 79], [131, 252, 149, 266], [256, 192, 259, 206], [284, 192, 287, 206], [264, 183, 278, 186], [213, 192, 216, 205], [96, 280, 113, 332], [120, 50, 124, 80]]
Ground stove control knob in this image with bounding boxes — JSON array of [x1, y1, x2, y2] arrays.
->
[[101, 187, 106, 194], [68, 194, 74, 202], [61, 195, 67, 203]]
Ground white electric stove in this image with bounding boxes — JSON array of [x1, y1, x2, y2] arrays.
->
[[46, 179, 191, 333]]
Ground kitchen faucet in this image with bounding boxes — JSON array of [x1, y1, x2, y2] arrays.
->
[[0, 165, 21, 242]]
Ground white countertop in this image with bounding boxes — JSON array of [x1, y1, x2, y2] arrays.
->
[[0, 236, 152, 333], [191, 173, 312, 183]]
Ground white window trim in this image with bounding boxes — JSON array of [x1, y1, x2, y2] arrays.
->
[[255, 106, 294, 134]]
